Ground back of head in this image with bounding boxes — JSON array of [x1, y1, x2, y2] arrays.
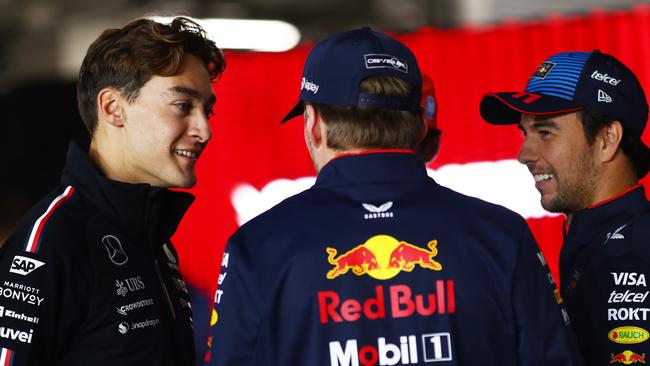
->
[[77, 17, 226, 136], [281, 27, 424, 150]]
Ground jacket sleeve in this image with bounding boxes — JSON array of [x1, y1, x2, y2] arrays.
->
[[512, 225, 582, 366], [204, 234, 264, 366], [0, 220, 91, 364]]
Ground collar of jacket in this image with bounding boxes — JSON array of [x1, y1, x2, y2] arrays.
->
[[565, 186, 650, 244], [315, 150, 427, 187], [60, 141, 194, 248]]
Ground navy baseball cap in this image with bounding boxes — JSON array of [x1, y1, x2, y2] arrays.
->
[[281, 27, 422, 123], [480, 50, 648, 137]]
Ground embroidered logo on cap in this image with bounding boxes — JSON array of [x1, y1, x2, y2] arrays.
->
[[532, 62, 556, 79], [364, 54, 408, 73], [598, 89, 613, 103]]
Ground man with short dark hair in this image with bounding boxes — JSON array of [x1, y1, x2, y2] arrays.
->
[[0, 17, 225, 365], [480, 50, 650, 365], [206, 27, 577, 366]]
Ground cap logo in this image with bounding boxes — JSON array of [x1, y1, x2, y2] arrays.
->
[[591, 70, 621, 86], [598, 89, 612, 103], [532, 62, 556, 79], [364, 54, 408, 73], [301, 77, 319, 94]]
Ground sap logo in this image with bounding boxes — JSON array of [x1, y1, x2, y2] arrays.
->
[[598, 89, 613, 103], [10, 256, 45, 276], [364, 54, 408, 73], [329, 333, 452, 366], [591, 70, 621, 86], [612, 272, 647, 287], [362, 202, 394, 220], [301, 77, 319, 94]]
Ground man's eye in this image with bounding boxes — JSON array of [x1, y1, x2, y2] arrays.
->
[[175, 102, 191, 112]]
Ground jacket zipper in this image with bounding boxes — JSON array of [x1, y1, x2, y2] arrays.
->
[[155, 259, 176, 319]]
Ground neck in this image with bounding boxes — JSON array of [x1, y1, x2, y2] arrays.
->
[[88, 136, 127, 183]]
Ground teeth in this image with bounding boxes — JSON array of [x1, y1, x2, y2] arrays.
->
[[174, 149, 197, 159], [534, 174, 553, 183]]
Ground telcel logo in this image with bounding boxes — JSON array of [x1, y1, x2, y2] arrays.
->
[[330, 333, 452, 366], [591, 70, 621, 86], [10, 256, 45, 276], [609, 326, 649, 344]]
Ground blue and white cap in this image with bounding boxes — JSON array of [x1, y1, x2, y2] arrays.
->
[[480, 50, 648, 137], [281, 27, 422, 123]]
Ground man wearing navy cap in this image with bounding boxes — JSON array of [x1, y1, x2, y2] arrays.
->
[[206, 28, 578, 366], [481, 50, 650, 365]]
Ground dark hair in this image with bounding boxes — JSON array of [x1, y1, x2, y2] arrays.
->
[[312, 76, 422, 150], [581, 109, 650, 178], [77, 17, 226, 135]]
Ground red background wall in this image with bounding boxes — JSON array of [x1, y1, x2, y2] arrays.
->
[[174, 5, 650, 299]]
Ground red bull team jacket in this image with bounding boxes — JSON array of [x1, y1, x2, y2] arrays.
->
[[0, 143, 195, 365], [560, 186, 650, 366], [206, 151, 579, 366]]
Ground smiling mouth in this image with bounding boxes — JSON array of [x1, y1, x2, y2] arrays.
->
[[533, 173, 554, 183], [174, 149, 199, 160]]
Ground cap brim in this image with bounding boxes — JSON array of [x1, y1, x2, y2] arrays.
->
[[280, 101, 304, 124], [480, 92, 583, 125]]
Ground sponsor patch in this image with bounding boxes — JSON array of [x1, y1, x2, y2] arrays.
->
[[0, 327, 33, 344], [612, 273, 647, 287], [0, 306, 39, 324], [326, 235, 441, 280], [610, 350, 646, 364], [9, 256, 44, 276], [102, 235, 128, 266], [362, 202, 394, 220], [609, 326, 649, 344], [0, 282, 44, 306], [116, 298, 155, 316], [532, 61, 556, 79], [364, 54, 408, 73], [329, 332, 453, 366], [591, 70, 621, 86]]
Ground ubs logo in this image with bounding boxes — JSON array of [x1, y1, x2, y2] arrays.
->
[[102, 235, 128, 266]]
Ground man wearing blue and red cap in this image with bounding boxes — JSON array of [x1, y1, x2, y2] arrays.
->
[[481, 50, 650, 365], [206, 28, 579, 366]]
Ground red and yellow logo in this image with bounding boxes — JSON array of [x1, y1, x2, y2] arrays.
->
[[610, 350, 646, 364], [326, 235, 442, 280]]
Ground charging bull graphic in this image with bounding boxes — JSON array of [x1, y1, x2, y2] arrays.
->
[[326, 235, 442, 280]]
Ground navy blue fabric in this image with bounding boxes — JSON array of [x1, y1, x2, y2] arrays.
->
[[560, 187, 650, 365], [480, 51, 648, 137], [281, 28, 422, 122], [206, 152, 579, 366]]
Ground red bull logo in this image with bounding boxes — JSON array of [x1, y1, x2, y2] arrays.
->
[[326, 235, 442, 280], [610, 350, 646, 364]]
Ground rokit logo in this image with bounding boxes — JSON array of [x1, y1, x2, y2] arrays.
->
[[0, 306, 39, 324], [364, 54, 408, 73], [329, 332, 452, 366], [9, 256, 45, 276]]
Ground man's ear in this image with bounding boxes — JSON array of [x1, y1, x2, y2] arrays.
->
[[97, 88, 126, 128], [599, 120, 624, 163], [304, 104, 325, 149]]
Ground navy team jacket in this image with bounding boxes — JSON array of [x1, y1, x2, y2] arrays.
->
[[0, 143, 195, 365], [560, 186, 650, 366], [206, 151, 579, 366]]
